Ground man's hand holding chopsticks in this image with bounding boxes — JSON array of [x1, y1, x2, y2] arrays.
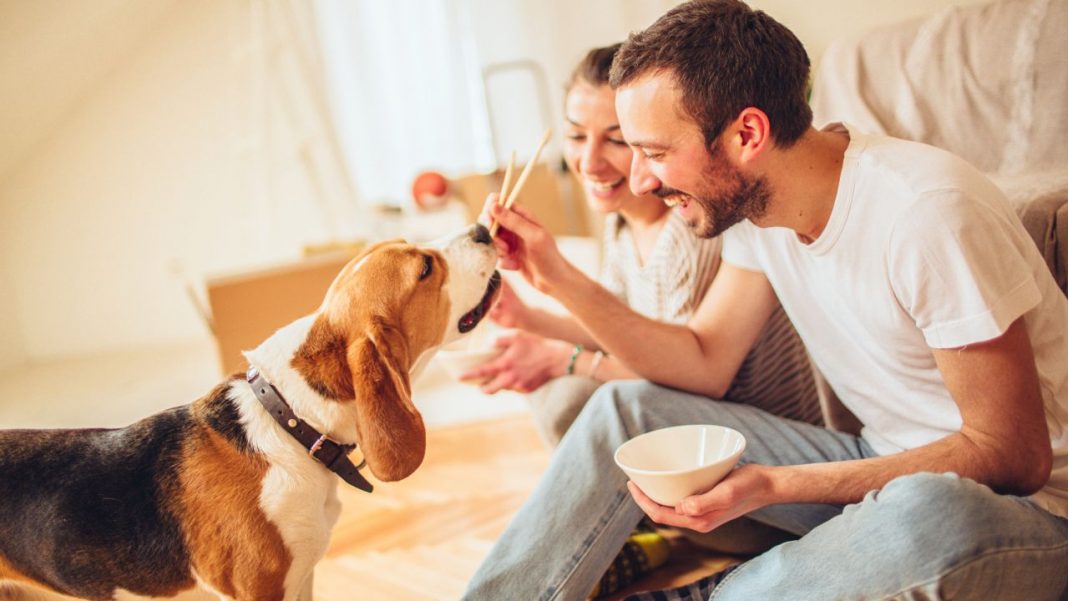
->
[[480, 193, 574, 296]]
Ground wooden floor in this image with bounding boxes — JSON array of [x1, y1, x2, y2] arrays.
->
[[314, 413, 551, 600], [315, 413, 735, 601]]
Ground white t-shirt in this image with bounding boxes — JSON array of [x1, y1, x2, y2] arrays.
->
[[722, 123, 1068, 517]]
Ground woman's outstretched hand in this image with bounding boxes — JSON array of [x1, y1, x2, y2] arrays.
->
[[459, 330, 573, 394]]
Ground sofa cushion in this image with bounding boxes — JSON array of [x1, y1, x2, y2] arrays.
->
[[993, 172, 1068, 297], [810, 0, 1068, 176]]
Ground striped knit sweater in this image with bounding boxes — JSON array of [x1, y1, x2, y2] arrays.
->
[[599, 211, 821, 425]]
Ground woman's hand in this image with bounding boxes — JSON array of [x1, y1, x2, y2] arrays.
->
[[480, 194, 572, 295], [487, 279, 530, 330], [626, 464, 778, 533], [459, 330, 573, 394]]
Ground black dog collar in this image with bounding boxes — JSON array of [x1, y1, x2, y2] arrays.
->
[[247, 366, 374, 493]]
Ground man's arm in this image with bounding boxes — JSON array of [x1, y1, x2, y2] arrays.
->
[[488, 201, 779, 398], [519, 308, 601, 349], [631, 317, 1054, 532]]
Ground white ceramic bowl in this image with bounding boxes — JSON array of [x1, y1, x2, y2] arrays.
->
[[435, 348, 502, 383], [614, 424, 746, 506]]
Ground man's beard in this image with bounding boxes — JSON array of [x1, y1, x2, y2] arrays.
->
[[654, 144, 771, 239]]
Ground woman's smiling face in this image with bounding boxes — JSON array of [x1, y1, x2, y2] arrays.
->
[[564, 81, 644, 214]]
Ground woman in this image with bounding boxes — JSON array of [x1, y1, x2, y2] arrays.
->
[[464, 44, 821, 448]]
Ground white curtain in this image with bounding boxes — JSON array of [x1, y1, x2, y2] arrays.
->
[[314, 0, 490, 206], [245, 0, 367, 243]]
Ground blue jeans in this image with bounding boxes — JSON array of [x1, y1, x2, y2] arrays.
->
[[461, 381, 1068, 601]]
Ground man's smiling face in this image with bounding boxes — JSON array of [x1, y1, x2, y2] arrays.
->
[[615, 71, 771, 238]]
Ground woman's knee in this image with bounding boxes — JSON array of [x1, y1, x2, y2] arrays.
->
[[527, 376, 602, 446]]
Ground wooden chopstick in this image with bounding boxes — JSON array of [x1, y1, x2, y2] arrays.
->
[[499, 151, 516, 208], [489, 129, 552, 237], [489, 152, 515, 237], [502, 129, 552, 211]]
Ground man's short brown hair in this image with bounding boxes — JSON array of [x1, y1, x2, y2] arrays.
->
[[609, 0, 812, 148]]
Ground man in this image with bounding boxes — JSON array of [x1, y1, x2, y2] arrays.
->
[[463, 1, 1068, 599]]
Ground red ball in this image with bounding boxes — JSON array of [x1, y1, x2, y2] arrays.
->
[[412, 171, 449, 208]]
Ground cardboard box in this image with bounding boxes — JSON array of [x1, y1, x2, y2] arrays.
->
[[205, 249, 360, 375], [451, 162, 590, 237]]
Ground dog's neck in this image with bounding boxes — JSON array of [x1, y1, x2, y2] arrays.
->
[[242, 315, 361, 446]]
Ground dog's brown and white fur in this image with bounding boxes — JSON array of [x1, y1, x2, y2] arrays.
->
[[0, 224, 500, 601]]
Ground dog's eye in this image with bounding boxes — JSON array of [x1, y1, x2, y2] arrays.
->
[[419, 254, 433, 280]]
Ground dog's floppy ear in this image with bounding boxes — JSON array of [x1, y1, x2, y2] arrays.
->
[[348, 320, 426, 482]]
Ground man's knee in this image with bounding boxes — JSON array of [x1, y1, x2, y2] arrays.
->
[[859, 472, 1008, 558], [583, 381, 747, 439], [552, 381, 671, 454], [820, 472, 1068, 599], [877, 472, 990, 517], [568, 381, 709, 449]]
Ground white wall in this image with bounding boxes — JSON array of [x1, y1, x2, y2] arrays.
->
[[466, 0, 680, 166], [0, 0, 177, 183], [0, 252, 26, 372], [0, 0, 175, 371], [0, 0, 994, 365], [0, 0, 350, 361]]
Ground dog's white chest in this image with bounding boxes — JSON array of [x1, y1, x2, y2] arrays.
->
[[259, 461, 341, 598]]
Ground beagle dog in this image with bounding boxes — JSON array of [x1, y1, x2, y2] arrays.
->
[[0, 224, 501, 601]]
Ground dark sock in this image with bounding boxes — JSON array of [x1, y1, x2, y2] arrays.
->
[[620, 564, 739, 601]]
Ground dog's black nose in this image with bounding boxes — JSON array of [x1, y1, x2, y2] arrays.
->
[[472, 223, 492, 245]]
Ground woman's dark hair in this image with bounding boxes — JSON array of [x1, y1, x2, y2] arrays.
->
[[566, 43, 623, 91]]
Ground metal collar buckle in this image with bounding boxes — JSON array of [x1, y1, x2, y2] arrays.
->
[[308, 435, 342, 468]]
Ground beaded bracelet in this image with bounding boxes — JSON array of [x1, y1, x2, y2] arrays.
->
[[566, 344, 584, 376]]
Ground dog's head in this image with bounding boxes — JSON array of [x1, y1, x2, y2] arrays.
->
[[289, 224, 499, 482]]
